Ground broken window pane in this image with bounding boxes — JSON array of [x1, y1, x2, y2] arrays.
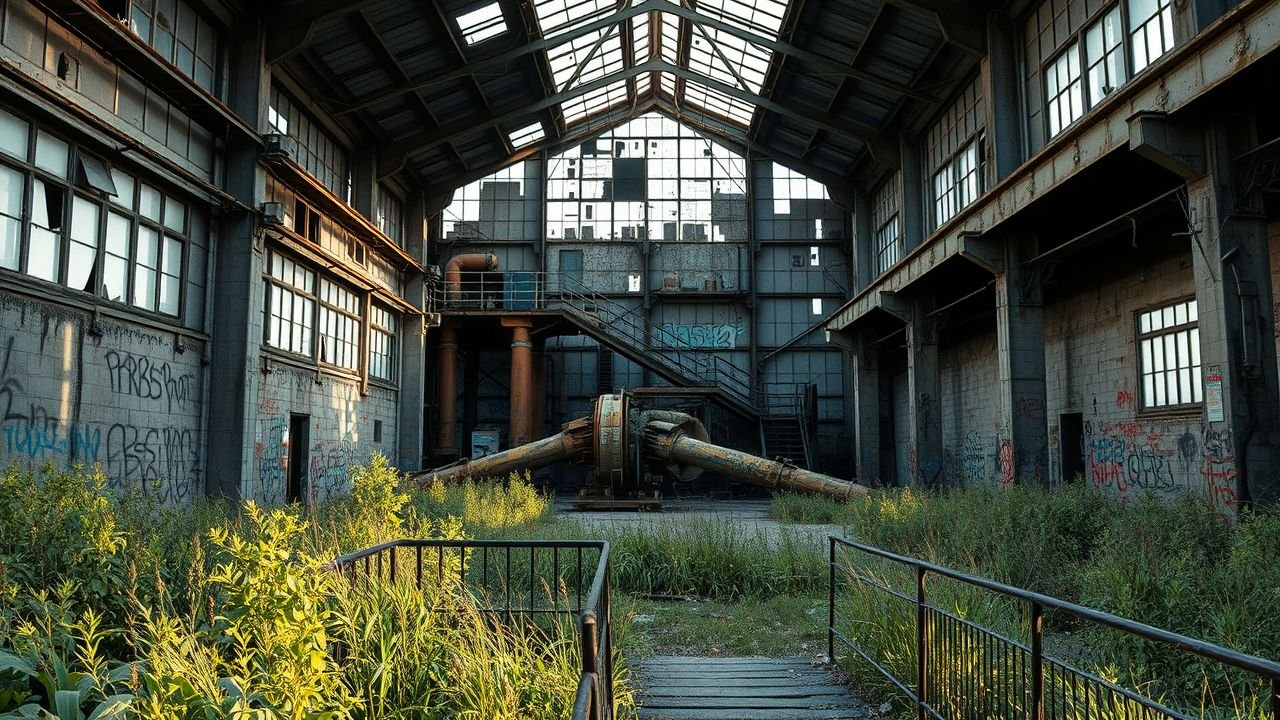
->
[[68, 196, 99, 293], [134, 225, 159, 310], [104, 212, 131, 302], [456, 1, 508, 45], [29, 179, 64, 282]]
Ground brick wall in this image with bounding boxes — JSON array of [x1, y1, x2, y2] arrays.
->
[[940, 329, 1000, 487]]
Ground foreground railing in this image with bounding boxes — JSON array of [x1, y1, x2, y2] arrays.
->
[[327, 539, 614, 720], [828, 537, 1280, 720]]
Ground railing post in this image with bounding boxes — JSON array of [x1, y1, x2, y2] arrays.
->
[[917, 565, 927, 720], [1031, 601, 1044, 720], [581, 612, 600, 720], [828, 538, 836, 664], [1271, 675, 1278, 720]]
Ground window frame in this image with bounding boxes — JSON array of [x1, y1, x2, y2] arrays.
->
[[930, 134, 984, 230], [1135, 297, 1202, 413], [0, 108, 199, 323], [263, 248, 377, 380], [872, 176, 900, 276], [368, 303, 399, 384]]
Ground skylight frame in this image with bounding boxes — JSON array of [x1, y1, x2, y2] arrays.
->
[[547, 28, 627, 91], [455, 2, 509, 46], [508, 121, 547, 147], [560, 78, 631, 125], [681, 77, 757, 126]]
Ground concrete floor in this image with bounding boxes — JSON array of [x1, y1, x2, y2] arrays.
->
[[554, 497, 847, 544]]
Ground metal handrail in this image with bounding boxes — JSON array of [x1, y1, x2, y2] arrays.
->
[[327, 538, 614, 720], [828, 536, 1280, 720]]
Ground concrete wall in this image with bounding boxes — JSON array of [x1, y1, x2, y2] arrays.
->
[[0, 292, 206, 503], [940, 330, 1000, 488]]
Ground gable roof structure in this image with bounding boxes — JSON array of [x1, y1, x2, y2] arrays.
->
[[270, 0, 987, 202]]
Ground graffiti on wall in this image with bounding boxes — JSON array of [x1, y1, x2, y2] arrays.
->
[[256, 416, 288, 501], [0, 334, 201, 503], [660, 323, 740, 349], [308, 433, 360, 502]]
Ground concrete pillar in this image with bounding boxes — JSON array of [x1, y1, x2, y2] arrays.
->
[[352, 146, 377, 220], [899, 135, 925, 253], [532, 345, 546, 441], [1187, 118, 1280, 511], [434, 327, 459, 457], [851, 333, 882, 485], [504, 317, 535, 447], [906, 297, 943, 487], [397, 192, 427, 472], [984, 11, 1024, 183], [995, 237, 1049, 487], [853, 190, 874, 290], [206, 20, 268, 501]]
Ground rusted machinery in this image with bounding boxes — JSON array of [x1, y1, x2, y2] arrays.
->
[[412, 392, 869, 508]]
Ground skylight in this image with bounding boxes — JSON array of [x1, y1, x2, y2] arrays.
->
[[533, 0, 790, 128], [508, 122, 546, 147], [456, 2, 508, 45]]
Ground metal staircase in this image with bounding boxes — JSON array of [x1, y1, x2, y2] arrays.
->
[[430, 271, 814, 446]]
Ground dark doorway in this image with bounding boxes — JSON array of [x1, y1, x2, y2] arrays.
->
[[1060, 413, 1084, 483], [287, 414, 309, 503]]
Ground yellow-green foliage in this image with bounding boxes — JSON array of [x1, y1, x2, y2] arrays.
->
[[412, 472, 551, 533]]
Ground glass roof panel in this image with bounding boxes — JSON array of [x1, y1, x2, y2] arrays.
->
[[548, 27, 625, 90], [561, 78, 630, 124], [693, 0, 786, 37], [635, 71, 652, 95], [682, 77, 756, 125], [455, 1, 509, 45], [532, 0, 617, 38], [659, 11, 680, 64], [686, 25, 770, 93], [659, 70, 677, 97], [508, 121, 546, 147], [632, 15, 650, 65]]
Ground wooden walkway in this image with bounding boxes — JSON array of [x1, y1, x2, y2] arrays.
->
[[632, 656, 869, 719]]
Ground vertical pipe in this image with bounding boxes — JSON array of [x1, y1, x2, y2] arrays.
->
[[828, 538, 836, 664], [508, 319, 535, 447], [435, 327, 459, 456]]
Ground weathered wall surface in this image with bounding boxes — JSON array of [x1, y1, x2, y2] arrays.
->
[[940, 330, 1001, 488], [0, 293, 206, 503], [1042, 250, 1233, 515], [251, 363, 398, 505]]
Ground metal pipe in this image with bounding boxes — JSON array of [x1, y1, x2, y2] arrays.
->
[[444, 253, 498, 301], [507, 318, 535, 446], [645, 421, 870, 499], [435, 327, 459, 456], [413, 415, 593, 484]]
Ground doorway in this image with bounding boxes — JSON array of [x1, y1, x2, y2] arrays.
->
[[1060, 412, 1084, 483], [287, 414, 309, 503]]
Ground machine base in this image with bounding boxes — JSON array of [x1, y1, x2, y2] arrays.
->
[[572, 490, 664, 511]]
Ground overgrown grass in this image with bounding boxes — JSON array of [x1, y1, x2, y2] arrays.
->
[[773, 485, 1280, 717], [0, 461, 620, 720]]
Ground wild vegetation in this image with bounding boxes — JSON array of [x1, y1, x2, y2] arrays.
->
[[774, 484, 1280, 718], [0, 459, 622, 720]]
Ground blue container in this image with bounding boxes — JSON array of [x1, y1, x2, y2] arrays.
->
[[504, 272, 536, 310]]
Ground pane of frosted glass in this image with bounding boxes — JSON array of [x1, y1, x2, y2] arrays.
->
[[27, 227, 59, 282], [163, 235, 182, 275], [1174, 302, 1186, 325], [0, 109, 29, 160], [1188, 300, 1197, 321], [1143, 374, 1154, 407], [1164, 334, 1177, 370], [1, 217, 19, 270], [110, 169, 134, 208], [106, 212, 131, 255], [103, 254, 127, 301], [68, 241, 97, 292], [1179, 368, 1191, 404], [1139, 313, 1150, 333], [1154, 374, 1166, 405], [1141, 338, 1152, 370], [1190, 328, 1200, 365], [34, 131, 68, 178], [137, 226, 159, 268], [133, 266, 157, 310], [1193, 371, 1203, 402], [1151, 338, 1164, 371], [163, 196, 186, 232], [1149, 309, 1163, 331], [139, 184, 162, 221], [0, 164, 23, 217], [70, 196, 98, 244], [159, 274, 180, 315]]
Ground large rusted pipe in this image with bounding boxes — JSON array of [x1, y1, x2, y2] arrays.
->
[[435, 327, 459, 456], [444, 253, 498, 301], [505, 318, 535, 446], [644, 420, 871, 499], [412, 415, 592, 484]]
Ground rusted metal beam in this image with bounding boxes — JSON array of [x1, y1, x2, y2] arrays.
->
[[882, 0, 987, 55], [799, 3, 890, 161], [264, 0, 386, 64]]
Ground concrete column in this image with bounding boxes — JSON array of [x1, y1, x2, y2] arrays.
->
[[352, 146, 377, 220], [899, 135, 925, 253], [984, 11, 1024, 183], [206, 20, 268, 501], [397, 192, 427, 472], [851, 333, 882, 485], [853, 190, 874, 290], [532, 345, 546, 441], [1187, 118, 1280, 511], [995, 237, 1049, 487], [906, 297, 943, 487], [434, 327, 459, 457], [504, 317, 535, 447]]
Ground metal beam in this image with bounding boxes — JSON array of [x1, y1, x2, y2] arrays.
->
[[558, 25, 619, 92], [379, 58, 883, 174], [799, 3, 890, 160], [882, 0, 987, 55], [334, 0, 937, 115], [265, 0, 385, 64]]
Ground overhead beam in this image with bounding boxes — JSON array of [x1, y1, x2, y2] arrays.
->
[[379, 58, 885, 174], [265, 0, 385, 64], [882, 0, 986, 55], [335, 0, 937, 115]]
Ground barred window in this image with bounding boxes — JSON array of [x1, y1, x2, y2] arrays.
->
[[268, 86, 352, 204], [369, 304, 398, 381], [318, 278, 361, 370], [1128, 0, 1174, 73], [0, 108, 203, 323], [931, 137, 982, 228], [266, 251, 315, 356], [872, 177, 900, 275], [1138, 299, 1201, 409]]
